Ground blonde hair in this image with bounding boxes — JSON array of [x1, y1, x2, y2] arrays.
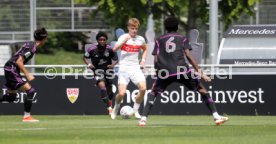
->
[[128, 18, 140, 28]]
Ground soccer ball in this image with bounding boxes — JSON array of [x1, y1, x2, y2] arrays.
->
[[120, 105, 134, 119]]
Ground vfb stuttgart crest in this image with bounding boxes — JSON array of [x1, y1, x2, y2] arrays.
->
[[66, 88, 79, 104]]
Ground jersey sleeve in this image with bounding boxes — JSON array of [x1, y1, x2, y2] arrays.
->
[[19, 43, 34, 60], [84, 47, 94, 58], [152, 40, 159, 55], [116, 34, 126, 46], [84, 51, 90, 58], [22, 49, 33, 60], [140, 36, 146, 45]]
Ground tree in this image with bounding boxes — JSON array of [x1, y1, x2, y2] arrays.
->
[[218, 0, 259, 30], [76, 0, 259, 33], [42, 32, 89, 54]]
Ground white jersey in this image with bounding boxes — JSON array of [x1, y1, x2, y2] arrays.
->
[[117, 34, 146, 67]]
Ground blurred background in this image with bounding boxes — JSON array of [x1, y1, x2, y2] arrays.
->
[[0, 0, 273, 66]]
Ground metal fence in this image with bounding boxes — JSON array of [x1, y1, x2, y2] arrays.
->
[[232, 0, 276, 25], [0, 0, 109, 43]]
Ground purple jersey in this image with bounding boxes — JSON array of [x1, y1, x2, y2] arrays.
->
[[3, 42, 36, 90], [152, 32, 191, 75], [84, 44, 118, 70], [6, 42, 36, 66]]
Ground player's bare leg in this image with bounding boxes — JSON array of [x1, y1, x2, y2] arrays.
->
[[197, 83, 229, 125], [133, 81, 146, 119], [111, 84, 127, 119], [21, 83, 39, 123]]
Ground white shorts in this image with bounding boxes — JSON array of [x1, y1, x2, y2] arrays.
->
[[118, 66, 146, 86]]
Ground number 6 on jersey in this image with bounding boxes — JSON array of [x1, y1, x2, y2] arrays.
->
[[165, 37, 176, 53]]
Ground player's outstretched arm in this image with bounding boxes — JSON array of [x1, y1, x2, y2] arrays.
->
[[16, 56, 34, 81], [184, 49, 211, 82]]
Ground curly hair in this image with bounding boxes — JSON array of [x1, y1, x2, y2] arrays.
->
[[96, 31, 108, 40], [164, 16, 179, 32]]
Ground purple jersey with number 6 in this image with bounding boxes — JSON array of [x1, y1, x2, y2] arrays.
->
[[152, 32, 192, 75]]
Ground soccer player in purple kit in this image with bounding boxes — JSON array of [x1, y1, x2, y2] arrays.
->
[[83, 31, 118, 115], [0, 27, 48, 122], [138, 17, 229, 126]]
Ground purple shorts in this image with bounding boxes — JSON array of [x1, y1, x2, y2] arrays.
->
[[4, 65, 26, 90]]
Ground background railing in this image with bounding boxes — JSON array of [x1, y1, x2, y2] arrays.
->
[[2, 64, 276, 75]]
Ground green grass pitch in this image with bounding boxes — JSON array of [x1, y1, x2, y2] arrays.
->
[[0, 116, 275, 144]]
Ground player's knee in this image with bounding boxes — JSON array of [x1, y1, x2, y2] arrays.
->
[[139, 87, 146, 93], [97, 81, 106, 88], [100, 88, 107, 93], [147, 92, 157, 102], [150, 89, 160, 96], [201, 93, 214, 103], [5, 93, 17, 102], [117, 88, 126, 97], [138, 82, 146, 90], [118, 91, 125, 97], [198, 89, 208, 95], [197, 84, 208, 94], [26, 88, 36, 100]]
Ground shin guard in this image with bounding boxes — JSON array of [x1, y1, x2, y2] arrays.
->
[[202, 93, 217, 113], [24, 88, 36, 113]]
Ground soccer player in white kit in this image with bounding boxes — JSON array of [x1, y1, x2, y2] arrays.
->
[[111, 18, 147, 119]]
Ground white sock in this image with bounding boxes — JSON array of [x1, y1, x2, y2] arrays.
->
[[133, 103, 140, 113], [212, 112, 221, 120], [24, 112, 30, 118], [114, 101, 121, 111], [141, 116, 147, 121]]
